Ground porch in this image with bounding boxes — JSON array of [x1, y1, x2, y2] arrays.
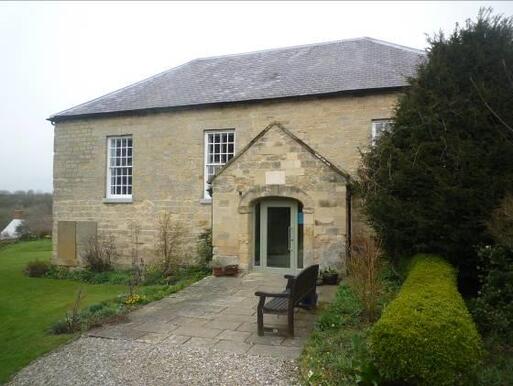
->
[[211, 122, 350, 273]]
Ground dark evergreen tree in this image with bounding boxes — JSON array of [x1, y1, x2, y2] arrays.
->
[[357, 9, 513, 291]]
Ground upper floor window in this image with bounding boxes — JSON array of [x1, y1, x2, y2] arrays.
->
[[372, 119, 393, 144], [107, 136, 133, 199], [204, 130, 235, 199]]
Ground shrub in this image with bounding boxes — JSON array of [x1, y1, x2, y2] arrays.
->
[[81, 302, 127, 328], [196, 228, 213, 266], [357, 10, 513, 290], [142, 261, 167, 285], [81, 233, 118, 272], [51, 301, 127, 334], [50, 319, 71, 335], [371, 255, 483, 385], [50, 288, 84, 334], [108, 270, 131, 285], [478, 336, 513, 386], [45, 265, 131, 284], [17, 223, 38, 241], [154, 211, 186, 276], [24, 260, 50, 277], [487, 194, 513, 249], [347, 236, 383, 322], [470, 245, 513, 344]]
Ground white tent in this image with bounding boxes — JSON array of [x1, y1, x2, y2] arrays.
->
[[0, 215, 24, 240]]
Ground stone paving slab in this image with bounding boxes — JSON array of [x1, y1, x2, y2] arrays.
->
[[248, 344, 303, 360], [87, 272, 336, 360], [173, 326, 223, 338], [161, 334, 191, 346], [217, 329, 252, 342], [183, 336, 219, 349], [214, 339, 253, 354], [208, 319, 242, 330], [172, 316, 209, 327]]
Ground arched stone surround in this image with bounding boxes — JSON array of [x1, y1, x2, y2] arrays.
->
[[239, 185, 314, 213]]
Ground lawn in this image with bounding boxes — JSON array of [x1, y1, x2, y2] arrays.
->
[[0, 240, 125, 384]]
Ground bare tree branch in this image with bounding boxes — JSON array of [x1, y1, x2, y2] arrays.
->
[[503, 59, 513, 89], [470, 76, 513, 133]]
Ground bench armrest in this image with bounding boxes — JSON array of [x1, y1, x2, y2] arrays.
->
[[255, 290, 290, 298]]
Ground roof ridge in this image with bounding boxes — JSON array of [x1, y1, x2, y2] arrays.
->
[[193, 36, 424, 62], [193, 37, 368, 62], [363, 37, 426, 54]]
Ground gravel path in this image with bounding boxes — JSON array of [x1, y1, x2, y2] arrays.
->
[[9, 336, 299, 386], [8, 274, 335, 385]]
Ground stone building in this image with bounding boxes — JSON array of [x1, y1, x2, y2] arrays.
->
[[49, 37, 423, 272]]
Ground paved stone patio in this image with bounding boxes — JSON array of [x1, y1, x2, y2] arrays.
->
[[89, 272, 336, 359]]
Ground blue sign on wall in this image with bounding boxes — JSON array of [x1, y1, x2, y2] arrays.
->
[[297, 212, 304, 225]]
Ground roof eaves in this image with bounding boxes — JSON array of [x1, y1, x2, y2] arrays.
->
[[48, 59, 197, 121], [48, 86, 407, 123]]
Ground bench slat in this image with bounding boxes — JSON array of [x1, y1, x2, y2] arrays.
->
[[263, 296, 289, 312]]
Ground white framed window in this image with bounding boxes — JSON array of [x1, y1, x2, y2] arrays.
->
[[106, 136, 133, 199], [204, 130, 235, 199], [371, 119, 393, 144]]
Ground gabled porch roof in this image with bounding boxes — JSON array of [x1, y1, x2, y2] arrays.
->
[[209, 121, 351, 184]]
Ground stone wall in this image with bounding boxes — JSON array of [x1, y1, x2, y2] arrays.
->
[[52, 91, 399, 266]]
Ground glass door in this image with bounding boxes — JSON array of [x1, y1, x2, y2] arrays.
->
[[257, 200, 297, 272], [266, 206, 291, 268]]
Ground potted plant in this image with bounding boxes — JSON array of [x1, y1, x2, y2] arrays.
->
[[210, 259, 224, 277], [322, 267, 339, 285], [223, 264, 239, 276]]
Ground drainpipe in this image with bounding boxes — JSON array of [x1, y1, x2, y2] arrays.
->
[[346, 185, 352, 260], [207, 183, 214, 260]]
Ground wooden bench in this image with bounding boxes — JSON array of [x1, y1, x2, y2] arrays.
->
[[255, 264, 319, 337]]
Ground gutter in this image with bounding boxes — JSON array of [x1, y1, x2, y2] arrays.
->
[[48, 86, 406, 124]]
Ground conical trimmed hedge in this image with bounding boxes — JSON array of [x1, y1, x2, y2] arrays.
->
[[371, 255, 483, 385]]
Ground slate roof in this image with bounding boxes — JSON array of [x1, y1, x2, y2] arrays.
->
[[50, 37, 425, 121]]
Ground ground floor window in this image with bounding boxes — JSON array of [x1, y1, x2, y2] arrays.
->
[[107, 135, 133, 198], [204, 130, 235, 198]]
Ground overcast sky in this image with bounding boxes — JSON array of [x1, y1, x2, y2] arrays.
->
[[1, 1, 512, 193]]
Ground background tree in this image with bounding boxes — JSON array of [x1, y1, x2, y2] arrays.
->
[[357, 9, 513, 292], [0, 191, 52, 236]]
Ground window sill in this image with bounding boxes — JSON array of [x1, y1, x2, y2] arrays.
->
[[200, 198, 212, 205], [103, 198, 133, 204]]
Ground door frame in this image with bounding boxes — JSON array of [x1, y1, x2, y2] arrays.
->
[[253, 199, 298, 273]]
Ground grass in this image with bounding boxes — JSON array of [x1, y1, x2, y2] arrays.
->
[[477, 336, 513, 386], [0, 240, 125, 384], [299, 266, 401, 386], [299, 284, 374, 385]]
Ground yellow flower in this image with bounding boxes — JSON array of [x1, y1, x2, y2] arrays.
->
[[125, 294, 143, 305]]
